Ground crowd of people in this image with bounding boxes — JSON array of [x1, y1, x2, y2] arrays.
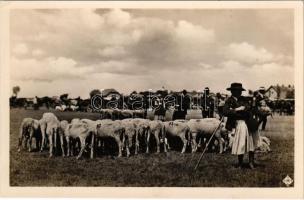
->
[[10, 85, 294, 119]]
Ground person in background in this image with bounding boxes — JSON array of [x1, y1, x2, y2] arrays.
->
[[174, 90, 190, 120], [216, 93, 225, 119], [181, 90, 191, 119], [154, 97, 166, 121], [201, 87, 214, 118], [223, 83, 258, 169], [256, 86, 269, 131]]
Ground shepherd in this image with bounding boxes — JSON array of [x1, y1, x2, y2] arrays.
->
[[223, 83, 259, 169]]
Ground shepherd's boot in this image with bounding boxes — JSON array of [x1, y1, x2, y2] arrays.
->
[[236, 155, 244, 169]]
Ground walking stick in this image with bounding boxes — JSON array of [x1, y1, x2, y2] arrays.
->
[[194, 117, 225, 171]]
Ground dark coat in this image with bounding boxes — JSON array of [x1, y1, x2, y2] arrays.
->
[[154, 103, 166, 116], [201, 94, 214, 118], [223, 96, 251, 131]]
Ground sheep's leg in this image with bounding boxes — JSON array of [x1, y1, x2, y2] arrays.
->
[[60, 134, 65, 157], [18, 135, 24, 152], [24, 138, 28, 150], [161, 125, 167, 153], [28, 136, 33, 152], [48, 134, 53, 158], [90, 134, 95, 159], [181, 135, 187, 154], [191, 132, 198, 153], [121, 133, 125, 151], [66, 136, 70, 156], [76, 137, 86, 159], [218, 137, 225, 154], [197, 138, 202, 148], [126, 136, 132, 157], [54, 130, 57, 155], [165, 137, 170, 151], [116, 137, 123, 157], [145, 131, 150, 154], [163, 137, 167, 153], [223, 138, 227, 152], [135, 132, 139, 155], [155, 132, 160, 153], [40, 133, 45, 152], [40, 123, 46, 152], [18, 126, 24, 152]]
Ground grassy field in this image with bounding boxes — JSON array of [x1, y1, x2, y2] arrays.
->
[[10, 109, 294, 187]]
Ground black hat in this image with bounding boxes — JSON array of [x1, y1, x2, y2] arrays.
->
[[204, 87, 209, 91], [226, 83, 246, 91]]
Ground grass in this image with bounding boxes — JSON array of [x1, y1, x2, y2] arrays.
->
[[10, 109, 294, 187]]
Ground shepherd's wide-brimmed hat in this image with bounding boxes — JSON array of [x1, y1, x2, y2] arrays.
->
[[226, 82, 246, 91]]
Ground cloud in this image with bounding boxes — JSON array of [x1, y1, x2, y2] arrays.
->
[[198, 62, 213, 69], [11, 9, 217, 68], [216, 60, 293, 90], [10, 9, 294, 97], [222, 42, 274, 65], [98, 46, 127, 58], [89, 59, 146, 75], [175, 20, 215, 45], [12, 43, 29, 55], [104, 9, 131, 28], [32, 49, 45, 56], [221, 42, 293, 67], [79, 9, 105, 30], [11, 56, 93, 82]]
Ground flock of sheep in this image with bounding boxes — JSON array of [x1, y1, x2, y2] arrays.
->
[[18, 112, 271, 159]]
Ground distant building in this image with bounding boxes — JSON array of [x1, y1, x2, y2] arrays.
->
[[264, 85, 294, 100], [265, 86, 278, 100]]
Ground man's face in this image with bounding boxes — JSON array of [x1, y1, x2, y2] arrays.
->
[[231, 89, 242, 98]]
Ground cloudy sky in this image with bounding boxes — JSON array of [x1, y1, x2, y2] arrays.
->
[[10, 9, 294, 98]]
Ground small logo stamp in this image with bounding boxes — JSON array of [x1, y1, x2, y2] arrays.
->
[[282, 175, 293, 187]]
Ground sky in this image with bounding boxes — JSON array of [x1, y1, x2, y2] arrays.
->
[[10, 9, 294, 98]]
